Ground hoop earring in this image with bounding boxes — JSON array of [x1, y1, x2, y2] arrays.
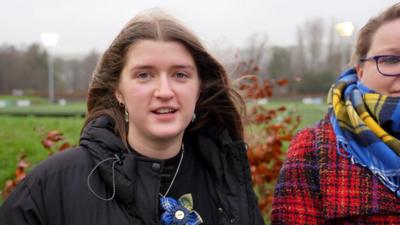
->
[[124, 109, 129, 123], [118, 102, 128, 123], [191, 113, 196, 123]]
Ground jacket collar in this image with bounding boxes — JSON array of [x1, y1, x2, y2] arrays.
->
[[79, 115, 244, 208], [80, 115, 135, 208]]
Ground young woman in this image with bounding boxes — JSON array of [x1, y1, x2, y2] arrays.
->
[[271, 3, 400, 224], [0, 10, 264, 225]]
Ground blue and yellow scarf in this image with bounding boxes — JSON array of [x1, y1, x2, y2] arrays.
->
[[328, 68, 400, 198]]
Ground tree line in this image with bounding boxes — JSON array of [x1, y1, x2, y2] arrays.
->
[[0, 44, 99, 99], [0, 18, 355, 99], [228, 18, 355, 96]]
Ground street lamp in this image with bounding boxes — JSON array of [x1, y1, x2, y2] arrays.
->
[[335, 22, 354, 37], [40, 32, 59, 103], [335, 22, 354, 69]]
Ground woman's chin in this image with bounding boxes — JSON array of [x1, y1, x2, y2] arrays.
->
[[150, 128, 184, 141]]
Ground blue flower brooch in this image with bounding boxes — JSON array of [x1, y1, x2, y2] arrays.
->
[[160, 193, 203, 225]]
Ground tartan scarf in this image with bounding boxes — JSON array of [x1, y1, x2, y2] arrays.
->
[[328, 68, 400, 198]]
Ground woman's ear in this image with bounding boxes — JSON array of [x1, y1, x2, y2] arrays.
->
[[356, 64, 364, 80], [114, 90, 123, 104]]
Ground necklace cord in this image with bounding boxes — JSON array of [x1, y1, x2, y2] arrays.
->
[[159, 144, 185, 198]]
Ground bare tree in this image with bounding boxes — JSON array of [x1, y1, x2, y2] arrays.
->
[[291, 27, 307, 75], [303, 18, 325, 71], [21, 44, 47, 91], [78, 50, 99, 91], [0, 45, 21, 94]]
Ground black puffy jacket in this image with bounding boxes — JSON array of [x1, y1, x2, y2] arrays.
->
[[0, 115, 264, 225]]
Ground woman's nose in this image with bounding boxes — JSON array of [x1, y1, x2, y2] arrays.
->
[[154, 75, 174, 99]]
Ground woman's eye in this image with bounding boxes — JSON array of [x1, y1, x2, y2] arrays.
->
[[137, 72, 151, 80], [175, 72, 188, 79], [379, 56, 400, 65]]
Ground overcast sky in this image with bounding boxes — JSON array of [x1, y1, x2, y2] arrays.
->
[[1, 0, 398, 55]]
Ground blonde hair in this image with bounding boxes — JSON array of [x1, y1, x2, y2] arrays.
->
[[351, 3, 400, 66]]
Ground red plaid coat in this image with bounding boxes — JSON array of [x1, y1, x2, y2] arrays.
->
[[271, 118, 400, 224]]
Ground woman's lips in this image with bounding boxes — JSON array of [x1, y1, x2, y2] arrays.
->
[[389, 90, 400, 97], [151, 108, 178, 121]]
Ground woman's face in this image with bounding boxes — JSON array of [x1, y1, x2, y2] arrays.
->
[[357, 19, 400, 96], [116, 40, 200, 144]]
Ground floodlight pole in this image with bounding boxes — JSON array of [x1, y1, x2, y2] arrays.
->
[[48, 54, 54, 103], [40, 33, 59, 104]]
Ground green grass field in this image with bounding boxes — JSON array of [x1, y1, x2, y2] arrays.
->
[[265, 100, 327, 128], [0, 99, 327, 204], [0, 116, 84, 198]]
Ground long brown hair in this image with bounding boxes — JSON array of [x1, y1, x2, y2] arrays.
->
[[83, 10, 245, 146], [351, 3, 400, 66]]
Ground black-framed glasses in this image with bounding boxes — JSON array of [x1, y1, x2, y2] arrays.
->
[[359, 55, 400, 76]]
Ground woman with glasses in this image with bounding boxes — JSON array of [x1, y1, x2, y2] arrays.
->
[[271, 3, 400, 224]]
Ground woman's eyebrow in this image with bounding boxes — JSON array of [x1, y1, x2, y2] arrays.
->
[[171, 65, 196, 71], [128, 65, 154, 74], [374, 47, 400, 55], [129, 64, 196, 72]]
